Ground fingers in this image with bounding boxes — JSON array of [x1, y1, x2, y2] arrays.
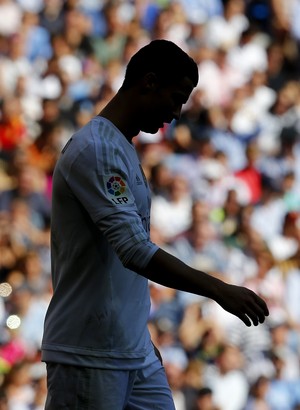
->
[[237, 313, 252, 327], [250, 304, 266, 325], [238, 311, 260, 327], [252, 293, 269, 323], [238, 290, 269, 327], [243, 293, 269, 326], [221, 284, 269, 327], [258, 296, 270, 317], [245, 309, 260, 326]]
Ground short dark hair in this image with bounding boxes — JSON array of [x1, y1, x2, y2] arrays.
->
[[122, 39, 199, 89], [197, 387, 213, 398]]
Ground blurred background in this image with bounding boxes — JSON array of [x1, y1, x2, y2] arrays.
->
[[0, 0, 300, 409]]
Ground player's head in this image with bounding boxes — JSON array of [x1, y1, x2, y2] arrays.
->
[[121, 39, 199, 90], [120, 40, 198, 134]]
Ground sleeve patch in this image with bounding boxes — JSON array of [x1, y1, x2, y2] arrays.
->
[[104, 175, 135, 205]]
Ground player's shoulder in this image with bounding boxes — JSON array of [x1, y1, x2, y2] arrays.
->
[[61, 116, 124, 165]]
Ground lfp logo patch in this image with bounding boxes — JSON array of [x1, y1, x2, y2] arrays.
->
[[104, 175, 134, 205], [107, 176, 125, 196]]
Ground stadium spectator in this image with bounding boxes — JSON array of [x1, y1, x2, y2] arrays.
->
[[0, 0, 299, 408]]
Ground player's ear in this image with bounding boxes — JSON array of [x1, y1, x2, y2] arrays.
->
[[141, 72, 158, 93]]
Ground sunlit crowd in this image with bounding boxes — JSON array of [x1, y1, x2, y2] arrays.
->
[[1, 0, 300, 409]]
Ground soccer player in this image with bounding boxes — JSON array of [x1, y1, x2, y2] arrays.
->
[[42, 40, 269, 409]]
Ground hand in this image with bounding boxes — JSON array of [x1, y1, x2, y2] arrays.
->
[[216, 283, 269, 327]]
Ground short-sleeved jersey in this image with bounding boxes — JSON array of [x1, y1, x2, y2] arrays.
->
[[41, 117, 159, 370]]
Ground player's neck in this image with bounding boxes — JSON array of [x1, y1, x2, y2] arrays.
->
[[98, 90, 140, 142]]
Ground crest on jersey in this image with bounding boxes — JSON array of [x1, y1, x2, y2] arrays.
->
[[104, 174, 134, 205], [106, 175, 126, 196]]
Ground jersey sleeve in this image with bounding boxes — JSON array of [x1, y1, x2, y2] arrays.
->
[[61, 141, 158, 270]]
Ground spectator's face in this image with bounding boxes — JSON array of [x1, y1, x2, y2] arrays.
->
[[271, 324, 289, 345], [169, 175, 189, 201], [139, 76, 194, 134], [254, 377, 270, 399], [226, 0, 245, 16], [196, 393, 214, 410], [218, 345, 243, 374], [164, 363, 185, 391], [17, 167, 37, 195]]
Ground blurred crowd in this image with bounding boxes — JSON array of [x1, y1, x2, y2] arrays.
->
[[0, 0, 300, 409]]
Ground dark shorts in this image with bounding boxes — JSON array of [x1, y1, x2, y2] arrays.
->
[[45, 361, 175, 410]]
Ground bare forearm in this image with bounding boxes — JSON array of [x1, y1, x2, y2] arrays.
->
[[130, 247, 269, 327], [138, 248, 223, 300]]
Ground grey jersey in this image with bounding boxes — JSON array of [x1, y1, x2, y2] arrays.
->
[[42, 117, 159, 369]]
